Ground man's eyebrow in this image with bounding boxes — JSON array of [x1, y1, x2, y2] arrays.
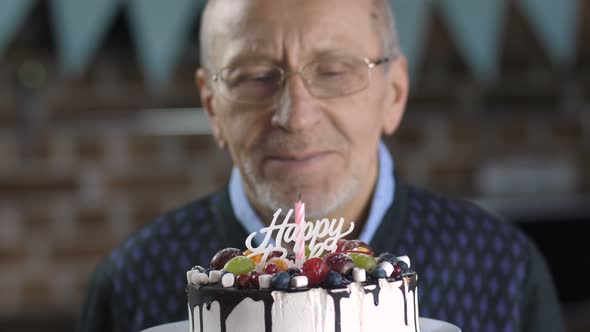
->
[[220, 42, 279, 68], [219, 37, 367, 69], [225, 53, 277, 66], [307, 36, 366, 56], [309, 48, 359, 58]]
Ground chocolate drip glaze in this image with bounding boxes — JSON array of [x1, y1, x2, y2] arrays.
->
[[406, 274, 419, 332], [363, 282, 382, 306], [398, 274, 419, 330], [188, 285, 274, 332], [188, 273, 418, 332], [326, 289, 352, 332], [406, 273, 417, 293], [398, 279, 408, 326]]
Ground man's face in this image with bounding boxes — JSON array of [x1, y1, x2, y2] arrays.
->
[[198, 0, 408, 218]]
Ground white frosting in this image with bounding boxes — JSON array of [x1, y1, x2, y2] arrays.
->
[[226, 298, 265, 331], [272, 288, 336, 331], [192, 277, 419, 332], [188, 304, 193, 332], [194, 301, 221, 332]]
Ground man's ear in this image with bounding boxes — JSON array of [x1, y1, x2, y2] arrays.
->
[[382, 56, 409, 135], [196, 68, 225, 149]]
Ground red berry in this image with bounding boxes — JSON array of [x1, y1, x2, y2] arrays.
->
[[323, 252, 339, 260], [236, 274, 250, 288], [302, 257, 331, 284], [264, 262, 279, 275], [249, 271, 261, 288], [324, 253, 355, 275], [391, 263, 402, 278], [336, 239, 348, 252], [210, 248, 243, 270], [268, 250, 283, 259]]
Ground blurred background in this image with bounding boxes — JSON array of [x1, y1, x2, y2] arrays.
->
[[0, 0, 589, 331]]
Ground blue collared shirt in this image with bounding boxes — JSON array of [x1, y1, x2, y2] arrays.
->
[[228, 142, 395, 245]]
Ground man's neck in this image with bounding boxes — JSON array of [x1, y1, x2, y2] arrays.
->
[[319, 166, 378, 240]]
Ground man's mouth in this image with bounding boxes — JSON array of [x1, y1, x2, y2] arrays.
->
[[264, 151, 333, 169]]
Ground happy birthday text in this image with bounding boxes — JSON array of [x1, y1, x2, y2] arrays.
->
[[244, 208, 355, 264]]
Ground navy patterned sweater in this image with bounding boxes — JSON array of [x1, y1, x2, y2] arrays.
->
[[79, 180, 564, 332]]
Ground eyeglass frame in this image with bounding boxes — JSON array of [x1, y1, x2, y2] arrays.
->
[[207, 55, 396, 105]]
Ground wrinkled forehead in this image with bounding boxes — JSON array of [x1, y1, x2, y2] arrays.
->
[[204, 0, 382, 69]]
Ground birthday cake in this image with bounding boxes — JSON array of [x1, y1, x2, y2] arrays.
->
[[186, 207, 420, 332]]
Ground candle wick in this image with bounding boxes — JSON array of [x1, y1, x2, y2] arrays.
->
[[298, 193, 301, 201]]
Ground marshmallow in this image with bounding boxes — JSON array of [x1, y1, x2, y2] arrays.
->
[[221, 272, 235, 288], [187, 270, 195, 284], [378, 262, 394, 277], [190, 265, 206, 273], [396, 255, 411, 268], [259, 274, 273, 289], [188, 271, 209, 285], [352, 267, 366, 282], [208, 270, 222, 283], [290, 275, 308, 288]]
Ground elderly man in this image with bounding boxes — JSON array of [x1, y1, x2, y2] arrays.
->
[[80, 0, 564, 331]]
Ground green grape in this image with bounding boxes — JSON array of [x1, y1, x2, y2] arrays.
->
[[223, 256, 255, 276], [305, 246, 330, 258], [349, 253, 378, 272]]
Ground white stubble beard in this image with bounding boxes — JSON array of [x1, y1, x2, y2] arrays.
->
[[238, 150, 362, 220]]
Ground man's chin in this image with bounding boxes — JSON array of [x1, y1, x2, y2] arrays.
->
[[259, 186, 346, 217]]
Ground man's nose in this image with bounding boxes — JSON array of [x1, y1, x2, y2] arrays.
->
[[271, 74, 321, 131]]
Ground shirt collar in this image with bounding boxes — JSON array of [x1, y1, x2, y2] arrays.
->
[[228, 142, 396, 246]]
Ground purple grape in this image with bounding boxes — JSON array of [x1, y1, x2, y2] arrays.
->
[[210, 248, 242, 270], [324, 253, 355, 275]]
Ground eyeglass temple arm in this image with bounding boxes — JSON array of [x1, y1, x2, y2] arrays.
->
[[370, 56, 393, 68]]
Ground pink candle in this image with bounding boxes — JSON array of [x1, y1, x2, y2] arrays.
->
[[294, 196, 306, 263]]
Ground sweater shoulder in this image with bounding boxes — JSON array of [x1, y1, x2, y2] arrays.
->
[[404, 183, 508, 224], [102, 189, 229, 277], [401, 183, 531, 257], [87, 190, 230, 330], [123, 190, 225, 248]]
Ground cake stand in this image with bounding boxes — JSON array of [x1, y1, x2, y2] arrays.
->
[[141, 318, 461, 332]]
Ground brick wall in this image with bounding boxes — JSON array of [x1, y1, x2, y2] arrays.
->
[[1, 2, 590, 332], [0, 125, 232, 317]]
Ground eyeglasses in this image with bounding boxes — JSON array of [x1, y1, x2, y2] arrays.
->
[[210, 55, 393, 105]]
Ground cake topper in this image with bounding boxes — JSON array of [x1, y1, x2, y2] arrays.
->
[[244, 202, 355, 265]]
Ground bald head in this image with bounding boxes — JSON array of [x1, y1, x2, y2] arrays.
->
[[372, 0, 401, 59], [198, 0, 401, 71]]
